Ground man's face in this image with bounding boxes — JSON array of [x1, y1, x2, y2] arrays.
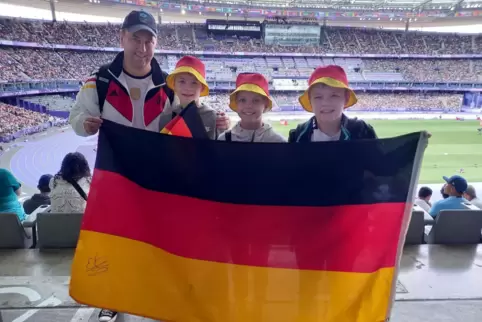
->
[[444, 183, 456, 196], [235, 91, 267, 124], [309, 84, 346, 122], [174, 73, 203, 106], [120, 29, 157, 71]]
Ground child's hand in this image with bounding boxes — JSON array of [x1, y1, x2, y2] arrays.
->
[[216, 112, 231, 132]]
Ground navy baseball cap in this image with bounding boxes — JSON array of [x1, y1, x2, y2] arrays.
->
[[443, 175, 468, 194], [38, 174, 53, 190], [122, 10, 157, 37]]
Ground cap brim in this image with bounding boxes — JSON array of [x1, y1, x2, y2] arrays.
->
[[443, 176, 450, 183], [126, 25, 157, 37], [229, 84, 273, 112], [166, 67, 209, 97], [299, 77, 357, 113]]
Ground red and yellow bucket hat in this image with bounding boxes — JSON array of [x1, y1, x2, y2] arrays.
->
[[166, 55, 209, 97], [229, 73, 272, 111], [299, 65, 357, 112]]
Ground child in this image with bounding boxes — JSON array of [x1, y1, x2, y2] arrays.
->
[[218, 73, 286, 143], [161, 55, 218, 139], [288, 65, 377, 143]]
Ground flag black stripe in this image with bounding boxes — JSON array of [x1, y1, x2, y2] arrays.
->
[[96, 120, 422, 207]]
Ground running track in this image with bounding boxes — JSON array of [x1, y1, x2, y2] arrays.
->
[[9, 130, 97, 189]]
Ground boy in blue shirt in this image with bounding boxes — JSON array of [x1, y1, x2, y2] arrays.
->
[[429, 175, 469, 218]]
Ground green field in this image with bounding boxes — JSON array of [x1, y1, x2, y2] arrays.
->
[[270, 119, 482, 184]]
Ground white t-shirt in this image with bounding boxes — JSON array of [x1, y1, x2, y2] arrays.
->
[[49, 177, 91, 213], [414, 198, 431, 213], [311, 129, 341, 142], [123, 72, 152, 129]]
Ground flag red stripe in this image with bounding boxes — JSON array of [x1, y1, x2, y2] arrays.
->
[[82, 170, 406, 273], [85, 77, 96, 83], [168, 118, 192, 137]]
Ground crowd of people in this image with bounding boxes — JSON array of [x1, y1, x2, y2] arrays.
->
[[0, 19, 481, 55], [0, 103, 50, 140], [0, 19, 481, 84], [0, 17, 475, 154], [1, 46, 481, 84]]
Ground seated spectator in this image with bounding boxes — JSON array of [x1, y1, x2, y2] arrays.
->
[[463, 185, 482, 209], [0, 168, 25, 221], [50, 152, 91, 213], [429, 176, 468, 218], [414, 186, 432, 213], [23, 174, 53, 215]]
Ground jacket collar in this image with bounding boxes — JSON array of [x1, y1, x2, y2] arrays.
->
[[302, 114, 350, 142], [108, 51, 165, 86]]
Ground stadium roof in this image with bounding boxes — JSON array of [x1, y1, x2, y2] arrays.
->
[[177, 0, 482, 11], [1, 0, 482, 31]]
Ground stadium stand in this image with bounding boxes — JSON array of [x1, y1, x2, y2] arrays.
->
[[1, 18, 480, 142], [0, 103, 50, 139], [2, 47, 482, 84], [1, 5, 482, 320], [2, 19, 480, 55]]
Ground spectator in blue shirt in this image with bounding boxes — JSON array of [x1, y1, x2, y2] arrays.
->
[[429, 175, 468, 218], [0, 168, 25, 221]]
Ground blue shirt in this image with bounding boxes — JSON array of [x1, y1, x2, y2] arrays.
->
[[429, 196, 468, 218], [0, 168, 25, 221]]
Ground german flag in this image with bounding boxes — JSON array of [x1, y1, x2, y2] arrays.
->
[[70, 121, 427, 322], [160, 101, 208, 138]]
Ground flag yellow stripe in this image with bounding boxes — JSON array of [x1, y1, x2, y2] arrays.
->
[[70, 231, 395, 322], [82, 84, 96, 89]]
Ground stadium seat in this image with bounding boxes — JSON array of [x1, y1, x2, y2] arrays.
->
[[0, 213, 32, 249], [36, 212, 83, 249], [425, 210, 482, 244], [405, 209, 425, 245]]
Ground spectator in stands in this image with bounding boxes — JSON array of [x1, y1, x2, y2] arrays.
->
[[464, 185, 482, 209], [49, 152, 91, 214], [164, 56, 218, 139], [414, 186, 432, 213], [429, 176, 469, 218], [218, 73, 285, 142], [289, 65, 376, 142], [23, 174, 53, 215], [0, 168, 25, 221]]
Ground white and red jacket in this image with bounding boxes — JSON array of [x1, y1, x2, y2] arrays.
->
[[69, 52, 175, 136]]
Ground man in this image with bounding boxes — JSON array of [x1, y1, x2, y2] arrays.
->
[[414, 186, 432, 213], [464, 185, 482, 209], [23, 174, 52, 215], [69, 10, 228, 137], [429, 175, 468, 218]]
